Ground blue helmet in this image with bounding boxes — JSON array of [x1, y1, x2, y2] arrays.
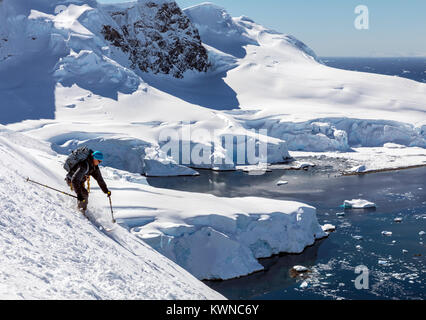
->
[[92, 151, 104, 161]]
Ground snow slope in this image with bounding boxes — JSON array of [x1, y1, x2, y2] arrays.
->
[[184, 3, 425, 125], [0, 125, 224, 299]]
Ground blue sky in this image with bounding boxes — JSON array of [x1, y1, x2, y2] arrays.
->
[[98, 0, 426, 57]]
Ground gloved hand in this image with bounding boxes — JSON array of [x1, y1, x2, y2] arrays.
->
[[77, 195, 85, 202], [107, 190, 112, 198]]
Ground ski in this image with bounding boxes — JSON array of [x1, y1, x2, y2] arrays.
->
[[79, 209, 115, 233]]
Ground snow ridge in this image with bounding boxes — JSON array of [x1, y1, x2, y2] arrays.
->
[[183, 3, 318, 61]]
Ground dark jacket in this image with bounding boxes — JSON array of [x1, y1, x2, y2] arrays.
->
[[70, 155, 108, 199]]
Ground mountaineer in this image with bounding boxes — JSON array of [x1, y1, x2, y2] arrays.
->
[[64, 146, 111, 213]]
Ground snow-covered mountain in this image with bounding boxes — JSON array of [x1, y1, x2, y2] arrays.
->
[[0, 0, 211, 123], [0, 0, 425, 297], [0, 0, 208, 78], [184, 3, 318, 61], [1, 0, 424, 151]]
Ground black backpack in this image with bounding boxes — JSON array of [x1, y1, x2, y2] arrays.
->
[[64, 146, 93, 173]]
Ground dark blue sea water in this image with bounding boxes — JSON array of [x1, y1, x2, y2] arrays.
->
[[321, 57, 426, 83]]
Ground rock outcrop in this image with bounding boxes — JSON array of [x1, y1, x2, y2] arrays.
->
[[100, 1, 210, 78]]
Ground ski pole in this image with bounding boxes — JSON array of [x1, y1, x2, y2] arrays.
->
[[26, 177, 77, 199], [108, 195, 116, 223]]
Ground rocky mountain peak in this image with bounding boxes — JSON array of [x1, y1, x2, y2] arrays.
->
[[100, 1, 210, 78]]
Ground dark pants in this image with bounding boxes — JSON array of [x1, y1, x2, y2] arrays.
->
[[66, 177, 89, 212], [77, 185, 89, 212]]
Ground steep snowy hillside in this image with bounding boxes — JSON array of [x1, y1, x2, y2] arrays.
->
[[0, 125, 224, 299]]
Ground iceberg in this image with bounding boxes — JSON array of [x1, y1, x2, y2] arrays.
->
[[343, 199, 376, 209]]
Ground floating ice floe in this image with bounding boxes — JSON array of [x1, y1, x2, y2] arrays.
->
[[336, 212, 345, 217], [291, 161, 316, 170], [299, 281, 309, 289], [356, 245, 362, 250], [348, 165, 366, 173], [292, 265, 309, 273], [378, 260, 389, 266], [394, 217, 403, 223], [381, 231, 393, 237], [240, 164, 272, 175], [352, 235, 363, 240], [343, 199, 376, 209], [322, 224, 336, 232], [276, 180, 289, 186], [419, 231, 425, 236], [402, 249, 408, 254]]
